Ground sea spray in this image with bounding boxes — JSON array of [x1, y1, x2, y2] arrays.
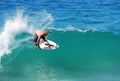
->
[[28, 10, 54, 31], [0, 10, 55, 66], [0, 10, 29, 58], [51, 25, 98, 33]]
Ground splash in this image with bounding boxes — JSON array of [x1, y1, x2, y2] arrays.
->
[[0, 10, 54, 59], [0, 10, 28, 58], [52, 25, 98, 32], [29, 10, 54, 31]]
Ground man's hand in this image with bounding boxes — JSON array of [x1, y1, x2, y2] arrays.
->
[[35, 42, 39, 46], [45, 43, 55, 47]]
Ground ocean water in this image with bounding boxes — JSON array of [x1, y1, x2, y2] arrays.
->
[[0, 0, 120, 81]]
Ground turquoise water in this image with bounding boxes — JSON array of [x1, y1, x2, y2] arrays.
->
[[0, 0, 120, 81], [1, 30, 120, 81]]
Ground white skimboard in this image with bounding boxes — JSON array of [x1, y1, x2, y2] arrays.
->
[[39, 40, 59, 50]]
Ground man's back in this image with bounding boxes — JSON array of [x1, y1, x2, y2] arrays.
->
[[35, 30, 44, 37]]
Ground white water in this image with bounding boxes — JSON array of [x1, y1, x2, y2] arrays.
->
[[0, 10, 54, 60], [0, 9, 98, 61], [0, 11, 28, 58]]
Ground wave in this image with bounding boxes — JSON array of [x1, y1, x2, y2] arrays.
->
[[0, 10, 54, 59], [52, 25, 98, 32], [0, 9, 120, 59], [0, 10, 31, 58], [0, 0, 120, 80], [1, 28, 120, 81]]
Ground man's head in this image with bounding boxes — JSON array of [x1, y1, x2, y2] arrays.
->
[[43, 30, 52, 36], [43, 31, 49, 36]]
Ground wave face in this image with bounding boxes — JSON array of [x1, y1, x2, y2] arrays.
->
[[1, 30, 120, 81], [0, 0, 120, 81]]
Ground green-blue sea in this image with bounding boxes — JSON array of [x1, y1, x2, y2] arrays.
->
[[0, 0, 120, 81]]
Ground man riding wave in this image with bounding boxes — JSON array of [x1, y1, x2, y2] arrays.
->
[[33, 30, 51, 49]]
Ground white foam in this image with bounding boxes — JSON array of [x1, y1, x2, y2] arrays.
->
[[28, 10, 53, 31], [52, 25, 98, 32], [0, 10, 54, 59], [0, 9, 98, 60], [0, 10, 29, 58]]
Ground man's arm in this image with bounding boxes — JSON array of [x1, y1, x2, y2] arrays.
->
[[43, 38, 49, 45], [43, 38, 55, 47], [36, 36, 41, 49]]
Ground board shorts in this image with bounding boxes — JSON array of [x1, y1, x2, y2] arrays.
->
[[33, 34, 45, 43], [33, 35, 38, 42]]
